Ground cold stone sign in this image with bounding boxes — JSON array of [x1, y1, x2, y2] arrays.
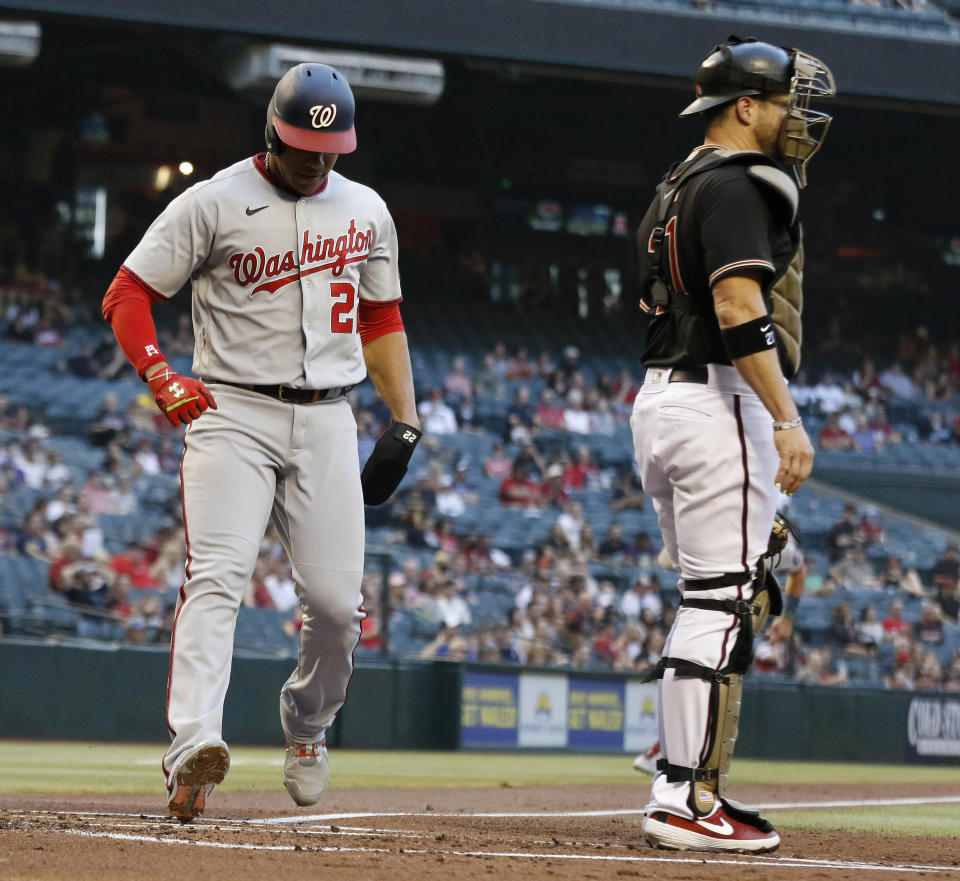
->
[[907, 697, 960, 758]]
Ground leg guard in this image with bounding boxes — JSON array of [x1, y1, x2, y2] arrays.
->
[[646, 564, 773, 817]]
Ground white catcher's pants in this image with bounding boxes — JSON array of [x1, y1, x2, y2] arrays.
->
[[162, 385, 364, 787], [630, 365, 779, 819]]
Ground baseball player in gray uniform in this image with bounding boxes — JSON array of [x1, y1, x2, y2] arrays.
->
[[102, 63, 421, 821]]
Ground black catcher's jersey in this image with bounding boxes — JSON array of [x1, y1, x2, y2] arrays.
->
[[637, 146, 798, 370]]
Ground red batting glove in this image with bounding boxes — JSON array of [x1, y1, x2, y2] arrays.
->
[[146, 367, 217, 426]]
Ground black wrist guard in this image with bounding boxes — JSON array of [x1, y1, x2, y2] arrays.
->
[[721, 316, 778, 361], [360, 419, 422, 506]]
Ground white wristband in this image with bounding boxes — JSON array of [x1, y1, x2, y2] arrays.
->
[[773, 416, 803, 432]]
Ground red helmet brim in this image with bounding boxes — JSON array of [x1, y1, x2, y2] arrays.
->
[[273, 116, 357, 154]]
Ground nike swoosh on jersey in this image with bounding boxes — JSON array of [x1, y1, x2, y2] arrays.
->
[[696, 816, 734, 835], [761, 324, 772, 332], [245, 205, 268, 216]]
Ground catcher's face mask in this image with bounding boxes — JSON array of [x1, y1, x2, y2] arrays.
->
[[777, 49, 836, 188]]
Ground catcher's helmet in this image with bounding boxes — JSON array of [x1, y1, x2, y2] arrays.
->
[[681, 36, 836, 188], [680, 37, 794, 117], [265, 63, 357, 155]]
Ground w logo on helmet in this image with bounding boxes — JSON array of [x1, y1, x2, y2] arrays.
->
[[309, 104, 337, 129]]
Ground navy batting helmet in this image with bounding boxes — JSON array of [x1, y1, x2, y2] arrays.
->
[[265, 63, 357, 155]]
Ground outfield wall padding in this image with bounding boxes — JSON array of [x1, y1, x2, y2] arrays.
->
[[1, 642, 956, 764]]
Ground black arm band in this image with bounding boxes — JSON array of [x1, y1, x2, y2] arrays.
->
[[720, 316, 778, 361]]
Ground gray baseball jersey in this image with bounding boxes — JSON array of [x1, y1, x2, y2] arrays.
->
[[124, 159, 401, 387]]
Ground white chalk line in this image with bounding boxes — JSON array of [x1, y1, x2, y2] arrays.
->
[[15, 793, 960, 826], [58, 829, 960, 874], [261, 794, 960, 823]]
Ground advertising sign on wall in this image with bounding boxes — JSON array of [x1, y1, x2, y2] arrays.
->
[[460, 671, 519, 747], [907, 697, 960, 758], [518, 674, 568, 748]]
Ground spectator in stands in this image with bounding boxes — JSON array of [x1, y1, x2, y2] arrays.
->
[[557, 500, 586, 550], [913, 601, 944, 647], [562, 389, 591, 435], [43, 485, 76, 524], [483, 441, 513, 480], [588, 397, 617, 436], [920, 410, 955, 444], [133, 437, 161, 476], [944, 654, 960, 692], [125, 594, 166, 644], [474, 353, 505, 400], [488, 341, 510, 380], [882, 597, 910, 640], [444, 355, 474, 399], [809, 373, 849, 414], [156, 437, 181, 474], [818, 412, 854, 451], [914, 651, 943, 691], [610, 467, 645, 511], [858, 506, 886, 548], [42, 450, 72, 491], [17, 510, 54, 560], [878, 362, 917, 400], [109, 542, 158, 590], [11, 437, 48, 489], [109, 476, 138, 517], [826, 503, 860, 562], [535, 387, 566, 431], [796, 646, 848, 686], [434, 473, 466, 518], [90, 393, 131, 447], [830, 544, 878, 590], [879, 555, 927, 597], [78, 470, 112, 514], [850, 412, 882, 453], [628, 531, 659, 568], [562, 445, 599, 491], [932, 543, 960, 622], [506, 385, 537, 443], [499, 462, 542, 507], [597, 523, 629, 560], [540, 463, 570, 508], [149, 530, 187, 591], [856, 605, 884, 650], [826, 601, 867, 654], [505, 346, 536, 380], [417, 388, 457, 435]]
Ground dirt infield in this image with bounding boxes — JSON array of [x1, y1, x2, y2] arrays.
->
[[3, 781, 960, 881]]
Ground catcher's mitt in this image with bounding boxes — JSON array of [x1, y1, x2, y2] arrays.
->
[[766, 511, 800, 558]]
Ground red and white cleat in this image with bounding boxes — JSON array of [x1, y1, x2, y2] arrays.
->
[[642, 804, 780, 853], [632, 740, 662, 776], [167, 743, 230, 823]]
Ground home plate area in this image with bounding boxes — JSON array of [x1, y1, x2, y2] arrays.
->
[[5, 784, 960, 881]]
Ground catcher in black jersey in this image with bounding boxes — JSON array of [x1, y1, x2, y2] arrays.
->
[[630, 37, 835, 853]]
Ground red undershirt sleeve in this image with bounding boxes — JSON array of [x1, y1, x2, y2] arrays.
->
[[358, 299, 405, 347], [101, 267, 169, 377]]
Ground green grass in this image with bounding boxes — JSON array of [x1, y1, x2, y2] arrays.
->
[[771, 804, 960, 837], [2, 742, 959, 838]]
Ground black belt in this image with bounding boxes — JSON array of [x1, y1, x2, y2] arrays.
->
[[207, 379, 352, 404], [668, 366, 708, 384]]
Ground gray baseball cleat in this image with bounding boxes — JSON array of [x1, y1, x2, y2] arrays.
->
[[283, 741, 330, 806]]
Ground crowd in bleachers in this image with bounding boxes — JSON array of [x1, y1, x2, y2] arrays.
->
[[0, 279, 959, 693]]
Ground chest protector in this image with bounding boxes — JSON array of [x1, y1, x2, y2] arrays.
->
[[642, 148, 804, 376]]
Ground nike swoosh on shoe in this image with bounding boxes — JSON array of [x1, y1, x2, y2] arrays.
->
[[696, 815, 734, 835]]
